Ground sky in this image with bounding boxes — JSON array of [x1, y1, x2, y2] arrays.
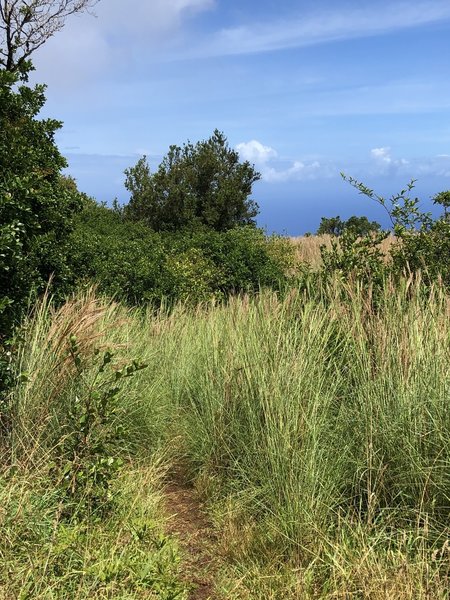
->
[[31, 0, 450, 235]]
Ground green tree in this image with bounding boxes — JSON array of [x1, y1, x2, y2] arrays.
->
[[317, 216, 345, 236], [344, 215, 381, 236], [317, 215, 381, 236], [0, 68, 82, 339], [124, 130, 261, 232], [432, 190, 450, 221]]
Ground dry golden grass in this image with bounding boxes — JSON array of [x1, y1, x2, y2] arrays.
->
[[290, 234, 396, 269], [24, 287, 127, 400]]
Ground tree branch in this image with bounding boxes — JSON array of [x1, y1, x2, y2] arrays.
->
[[0, 0, 99, 72]]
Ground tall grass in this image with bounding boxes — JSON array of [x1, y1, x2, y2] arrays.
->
[[3, 278, 450, 597], [135, 280, 450, 597], [1, 290, 188, 599], [291, 234, 395, 269]]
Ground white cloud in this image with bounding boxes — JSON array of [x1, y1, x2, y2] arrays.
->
[[414, 156, 450, 178], [264, 160, 325, 183], [370, 147, 409, 172], [236, 140, 277, 164], [364, 147, 450, 178], [236, 139, 335, 182], [371, 147, 392, 163], [188, 1, 450, 58], [32, 0, 215, 87]]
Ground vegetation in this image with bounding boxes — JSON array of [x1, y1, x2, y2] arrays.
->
[[0, 67, 81, 339], [124, 129, 260, 231], [317, 214, 381, 236], [4, 168, 450, 597], [340, 176, 450, 286], [68, 197, 293, 306], [3, 6, 450, 596], [3, 279, 450, 598]]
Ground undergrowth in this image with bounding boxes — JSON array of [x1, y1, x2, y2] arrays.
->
[[2, 279, 450, 598]]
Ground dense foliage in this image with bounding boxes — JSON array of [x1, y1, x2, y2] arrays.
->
[[124, 129, 261, 231], [0, 70, 82, 357], [69, 198, 293, 305], [317, 214, 381, 236], [0, 70, 81, 338]]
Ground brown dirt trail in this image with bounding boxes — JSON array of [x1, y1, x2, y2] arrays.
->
[[164, 481, 218, 600]]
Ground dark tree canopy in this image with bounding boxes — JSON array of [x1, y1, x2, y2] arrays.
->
[[124, 130, 261, 232], [0, 0, 98, 72], [317, 216, 345, 236], [317, 215, 381, 237], [0, 68, 82, 336]]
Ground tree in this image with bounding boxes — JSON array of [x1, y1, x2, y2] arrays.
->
[[0, 0, 98, 72], [344, 215, 381, 236], [317, 216, 345, 236], [124, 130, 261, 232], [317, 215, 381, 237], [432, 190, 450, 221], [0, 68, 82, 338]]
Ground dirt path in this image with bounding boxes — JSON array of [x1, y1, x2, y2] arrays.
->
[[164, 481, 218, 600]]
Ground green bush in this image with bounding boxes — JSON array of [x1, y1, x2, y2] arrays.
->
[[320, 227, 389, 288], [162, 227, 293, 296], [52, 337, 147, 516], [317, 214, 381, 236], [69, 201, 294, 306], [69, 199, 168, 303]]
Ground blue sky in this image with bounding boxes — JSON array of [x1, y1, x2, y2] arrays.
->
[[32, 0, 450, 234]]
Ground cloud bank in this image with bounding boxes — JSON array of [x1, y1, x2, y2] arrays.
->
[[236, 140, 335, 182], [235, 141, 450, 184]]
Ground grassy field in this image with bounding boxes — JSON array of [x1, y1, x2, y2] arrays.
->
[[2, 272, 450, 598], [291, 234, 396, 269]]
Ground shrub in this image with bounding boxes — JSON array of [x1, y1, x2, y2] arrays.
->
[[317, 215, 381, 237], [342, 175, 450, 286], [52, 337, 147, 516], [69, 201, 294, 306]]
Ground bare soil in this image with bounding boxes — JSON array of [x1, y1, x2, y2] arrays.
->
[[164, 480, 218, 600]]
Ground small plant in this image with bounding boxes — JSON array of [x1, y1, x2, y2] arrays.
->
[[52, 335, 147, 515], [319, 224, 389, 287], [338, 175, 450, 286]]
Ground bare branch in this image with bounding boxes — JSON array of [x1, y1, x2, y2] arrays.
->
[[0, 0, 99, 72]]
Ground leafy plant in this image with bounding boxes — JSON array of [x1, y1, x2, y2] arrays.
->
[[52, 336, 147, 515], [320, 226, 389, 286], [69, 201, 293, 306], [342, 174, 450, 285], [317, 214, 381, 237]]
